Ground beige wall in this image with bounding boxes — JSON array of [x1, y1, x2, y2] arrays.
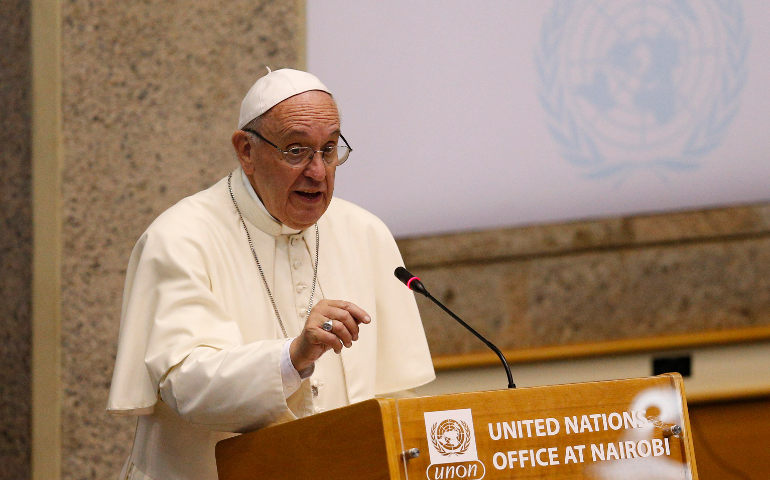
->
[[401, 202, 770, 403], [3, 0, 767, 479], [399, 204, 770, 357]]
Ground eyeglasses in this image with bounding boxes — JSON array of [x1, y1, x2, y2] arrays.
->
[[242, 128, 352, 167]]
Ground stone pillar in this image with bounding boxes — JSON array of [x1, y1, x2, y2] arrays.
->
[[0, 1, 33, 479]]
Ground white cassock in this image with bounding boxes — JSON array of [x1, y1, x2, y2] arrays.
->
[[107, 167, 435, 480]]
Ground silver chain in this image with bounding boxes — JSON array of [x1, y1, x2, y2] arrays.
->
[[228, 172, 319, 338]]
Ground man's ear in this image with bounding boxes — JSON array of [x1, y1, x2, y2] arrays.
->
[[232, 130, 255, 174]]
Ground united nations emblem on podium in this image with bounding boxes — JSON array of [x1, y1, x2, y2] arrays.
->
[[424, 409, 486, 480]]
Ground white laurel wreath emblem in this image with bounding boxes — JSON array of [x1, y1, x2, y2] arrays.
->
[[430, 419, 472, 456]]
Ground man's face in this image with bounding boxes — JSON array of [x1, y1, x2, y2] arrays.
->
[[241, 90, 340, 230]]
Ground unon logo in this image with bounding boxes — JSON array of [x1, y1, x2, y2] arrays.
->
[[536, 0, 749, 180], [431, 419, 472, 456]]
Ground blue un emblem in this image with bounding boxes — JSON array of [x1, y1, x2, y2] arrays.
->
[[537, 0, 749, 180]]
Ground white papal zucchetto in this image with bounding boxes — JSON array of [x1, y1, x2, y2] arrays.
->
[[237, 67, 331, 129]]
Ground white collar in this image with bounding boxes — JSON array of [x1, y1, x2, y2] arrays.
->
[[231, 167, 303, 237]]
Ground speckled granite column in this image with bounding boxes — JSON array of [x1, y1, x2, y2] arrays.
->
[[55, 1, 304, 478], [0, 1, 32, 479]]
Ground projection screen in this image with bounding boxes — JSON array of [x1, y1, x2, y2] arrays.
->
[[308, 1, 769, 237]]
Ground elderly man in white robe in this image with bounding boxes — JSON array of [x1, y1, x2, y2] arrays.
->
[[107, 68, 435, 480]]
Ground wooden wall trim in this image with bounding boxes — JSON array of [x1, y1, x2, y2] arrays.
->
[[432, 325, 770, 370], [687, 386, 770, 405]]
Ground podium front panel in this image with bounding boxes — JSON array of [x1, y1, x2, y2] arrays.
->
[[393, 374, 696, 480]]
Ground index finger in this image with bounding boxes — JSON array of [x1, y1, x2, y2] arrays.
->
[[325, 300, 371, 324]]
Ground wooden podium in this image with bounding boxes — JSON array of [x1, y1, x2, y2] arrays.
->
[[216, 374, 698, 479]]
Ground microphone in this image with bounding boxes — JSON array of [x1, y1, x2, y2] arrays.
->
[[394, 266, 516, 389]]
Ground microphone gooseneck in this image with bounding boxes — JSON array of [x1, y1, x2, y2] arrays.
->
[[394, 266, 516, 389]]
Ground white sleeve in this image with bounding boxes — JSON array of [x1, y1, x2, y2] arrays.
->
[[280, 338, 314, 398], [159, 341, 296, 432], [112, 225, 298, 432]]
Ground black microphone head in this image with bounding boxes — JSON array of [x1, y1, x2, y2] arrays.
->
[[393, 266, 428, 296], [394, 266, 412, 284]]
